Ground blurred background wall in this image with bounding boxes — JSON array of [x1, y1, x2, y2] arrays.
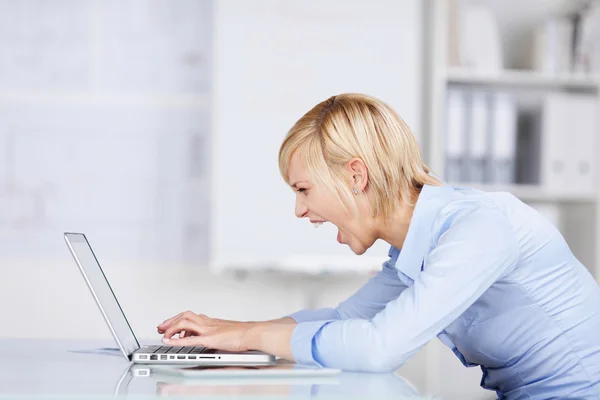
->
[[1, 0, 599, 399]]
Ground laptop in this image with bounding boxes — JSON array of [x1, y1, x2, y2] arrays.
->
[[64, 232, 275, 366]]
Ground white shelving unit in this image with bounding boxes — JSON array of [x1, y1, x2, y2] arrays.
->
[[423, 3, 600, 397], [445, 67, 600, 91], [448, 183, 598, 203], [426, 0, 600, 282]]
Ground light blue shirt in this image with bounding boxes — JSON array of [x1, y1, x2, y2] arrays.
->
[[289, 184, 600, 399]]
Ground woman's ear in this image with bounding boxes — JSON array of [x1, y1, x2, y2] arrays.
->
[[346, 158, 369, 193]]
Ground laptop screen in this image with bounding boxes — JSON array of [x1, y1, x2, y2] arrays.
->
[[64, 233, 140, 358]]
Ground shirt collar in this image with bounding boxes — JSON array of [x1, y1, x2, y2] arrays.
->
[[394, 184, 455, 281]]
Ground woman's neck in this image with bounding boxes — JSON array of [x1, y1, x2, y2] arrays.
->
[[374, 189, 420, 249]]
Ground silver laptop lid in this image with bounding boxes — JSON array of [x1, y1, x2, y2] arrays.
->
[[64, 232, 140, 359]]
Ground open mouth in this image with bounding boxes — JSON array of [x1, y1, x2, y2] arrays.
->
[[310, 220, 343, 244]]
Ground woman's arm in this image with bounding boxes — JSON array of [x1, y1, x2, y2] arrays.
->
[[156, 258, 406, 361], [285, 206, 520, 371], [266, 317, 297, 324], [287, 254, 408, 324]]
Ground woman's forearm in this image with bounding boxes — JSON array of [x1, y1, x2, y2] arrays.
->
[[246, 321, 296, 361], [267, 317, 297, 324]]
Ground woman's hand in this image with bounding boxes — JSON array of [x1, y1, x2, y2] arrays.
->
[[157, 311, 252, 352], [156, 311, 296, 360]]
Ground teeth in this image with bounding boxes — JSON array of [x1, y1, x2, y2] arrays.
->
[[312, 222, 324, 228]]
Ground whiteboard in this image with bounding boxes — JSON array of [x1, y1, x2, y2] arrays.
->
[[211, 0, 423, 273]]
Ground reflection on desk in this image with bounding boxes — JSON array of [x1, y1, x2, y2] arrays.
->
[[0, 339, 435, 399], [116, 364, 431, 399]]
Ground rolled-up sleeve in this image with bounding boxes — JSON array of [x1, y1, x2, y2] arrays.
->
[[290, 320, 334, 365], [292, 206, 520, 371], [288, 308, 340, 324]]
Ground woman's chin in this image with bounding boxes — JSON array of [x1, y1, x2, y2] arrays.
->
[[346, 236, 378, 255], [346, 241, 368, 255], [352, 247, 367, 255]]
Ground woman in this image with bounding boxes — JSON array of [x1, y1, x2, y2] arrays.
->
[[157, 93, 600, 398]]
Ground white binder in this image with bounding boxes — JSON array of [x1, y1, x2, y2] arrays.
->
[[489, 92, 518, 184], [568, 95, 597, 193], [532, 17, 573, 75], [466, 90, 490, 183], [541, 94, 570, 190], [458, 2, 503, 72], [445, 88, 468, 182]]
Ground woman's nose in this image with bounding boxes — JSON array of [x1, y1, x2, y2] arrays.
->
[[295, 199, 308, 218]]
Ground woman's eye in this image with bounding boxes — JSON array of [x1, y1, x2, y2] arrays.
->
[[297, 188, 307, 194]]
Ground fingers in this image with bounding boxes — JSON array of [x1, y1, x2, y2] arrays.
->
[[157, 311, 186, 332], [157, 311, 206, 333], [163, 320, 201, 340], [163, 335, 208, 347], [182, 330, 196, 338], [178, 329, 198, 338], [162, 314, 211, 341]]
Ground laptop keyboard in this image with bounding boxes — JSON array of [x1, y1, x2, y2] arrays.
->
[[140, 345, 217, 354]]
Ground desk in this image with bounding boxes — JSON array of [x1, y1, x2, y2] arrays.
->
[[0, 339, 431, 399]]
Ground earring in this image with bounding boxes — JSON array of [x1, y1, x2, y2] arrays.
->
[[353, 188, 359, 195]]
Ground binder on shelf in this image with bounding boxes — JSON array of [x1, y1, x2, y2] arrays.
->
[[541, 93, 570, 190], [532, 17, 574, 75], [489, 92, 518, 184], [444, 88, 468, 182], [515, 105, 542, 185], [458, 2, 503, 72], [573, 3, 600, 75], [466, 90, 489, 183], [568, 94, 597, 193]]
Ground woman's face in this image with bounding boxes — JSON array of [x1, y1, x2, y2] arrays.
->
[[287, 151, 377, 255]]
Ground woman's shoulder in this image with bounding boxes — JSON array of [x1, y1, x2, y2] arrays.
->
[[429, 185, 521, 244], [428, 184, 559, 254]]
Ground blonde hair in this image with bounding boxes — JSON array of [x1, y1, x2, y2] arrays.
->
[[278, 93, 439, 220]]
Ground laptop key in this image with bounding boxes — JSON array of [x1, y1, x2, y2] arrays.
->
[[179, 347, 194, 354], [168, 346, 184, 354], [202, 348, 217, 354], [155, 346, 172, 354], [190, 346, 207, 354]]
